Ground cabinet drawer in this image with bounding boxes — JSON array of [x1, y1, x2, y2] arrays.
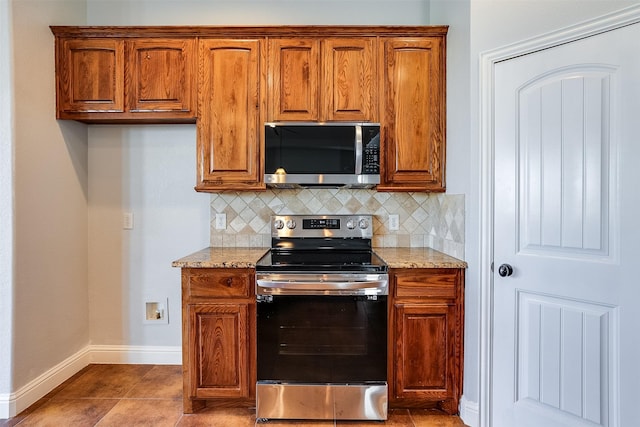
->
[[185, 269, 252, 298], [394, 270, 458, 299]]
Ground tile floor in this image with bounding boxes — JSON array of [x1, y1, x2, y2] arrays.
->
[[0, 364, 468, 426]]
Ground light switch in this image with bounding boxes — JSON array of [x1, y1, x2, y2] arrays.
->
[[123, 212, 134, 230]]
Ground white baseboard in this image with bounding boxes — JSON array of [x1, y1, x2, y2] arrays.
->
[[0, 346, 92, 419], [0, 344, 181, 419], [459, 395, 479, 427], [87, 344, 182, 365]]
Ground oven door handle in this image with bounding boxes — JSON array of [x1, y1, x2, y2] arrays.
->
[[256, 278, 388, 295]]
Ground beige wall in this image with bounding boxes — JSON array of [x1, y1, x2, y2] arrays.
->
[[0, 0, 14, 401], [11, 0, 89, 392]]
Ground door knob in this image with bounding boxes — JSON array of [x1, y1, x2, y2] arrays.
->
[[498, 264, 514, 277]]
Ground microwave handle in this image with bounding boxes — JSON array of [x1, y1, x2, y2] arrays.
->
[[355, 125, 363, 175]]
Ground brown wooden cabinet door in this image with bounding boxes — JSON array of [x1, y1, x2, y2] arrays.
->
[[127, 38, 195, 115], [197, 39, 264, 191], [268, 38, 320, 121], [269, 37, 375, 122], [393, 302, 456, 402], [187, 303, 250, 399], [322, 38, 377, 122], [389, 268, 463, 414], [56, 38, 124, 115], [379, 37, 446, 192]]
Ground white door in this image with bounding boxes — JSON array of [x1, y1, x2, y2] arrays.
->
[[493, 23, 640, 427]]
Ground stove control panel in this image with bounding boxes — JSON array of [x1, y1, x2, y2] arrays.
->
[[271, 215, 373, 239]]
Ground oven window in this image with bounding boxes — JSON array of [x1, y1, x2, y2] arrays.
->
[[257, 295, 387, 383]]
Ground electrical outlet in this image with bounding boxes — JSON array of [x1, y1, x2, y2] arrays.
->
[[215, 213, 227, 230], [389, 214, 400, 231]]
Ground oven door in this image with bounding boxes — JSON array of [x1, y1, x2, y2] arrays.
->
[[256, 294, 387, 420]]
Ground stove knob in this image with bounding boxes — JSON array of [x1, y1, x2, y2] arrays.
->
[[359, 219, 369, 229], [274, 219, 284, 230], [286, 219, 296, 229], [346, 219, 356, 229]]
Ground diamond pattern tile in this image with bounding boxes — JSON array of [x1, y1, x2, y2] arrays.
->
[[210, 190, 465, 258]]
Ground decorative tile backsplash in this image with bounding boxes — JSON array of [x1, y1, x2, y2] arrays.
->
[[210, 189, 465, 259]]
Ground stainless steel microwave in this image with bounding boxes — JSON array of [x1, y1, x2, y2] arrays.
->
[[264, 122, 380, 188]]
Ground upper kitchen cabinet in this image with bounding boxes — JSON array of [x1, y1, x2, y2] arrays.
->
[[377, 37, 446, 192], [268, 37, 377, 122], [51, 26, 447, 193], [51, 27, 196, 122], [196, 38, 265, 192]]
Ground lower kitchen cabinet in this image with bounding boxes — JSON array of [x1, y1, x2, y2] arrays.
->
[[180, 265, 463, 415], [181, 268, 256, 413], [389, 268, 464, 414]]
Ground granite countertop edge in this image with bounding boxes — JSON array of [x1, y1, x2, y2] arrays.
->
[[172, 247, 467, 269], [171, 247, 269, 269]]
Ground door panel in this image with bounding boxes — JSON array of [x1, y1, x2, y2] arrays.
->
[[322, 38, 376, 121], [189, 303, 249, 398], [493, 22, 640, 427], [516, 291, 613, 425], [394, 303, 451, 394], [268, 38, 319, 121], [127, 39, 195, 114], [518, 69, 613, 259], [58, 38, 124, 113]]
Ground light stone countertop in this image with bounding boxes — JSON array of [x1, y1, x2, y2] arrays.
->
[[172, 246, 466, 269], [373, 247, 467, 269], [171, 247, 269, 268]]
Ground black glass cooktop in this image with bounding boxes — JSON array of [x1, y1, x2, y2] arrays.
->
[[256, 239, 387, 273]]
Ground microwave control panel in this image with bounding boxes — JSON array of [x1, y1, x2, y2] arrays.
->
[[362, 125, 380, 174], [363, 145, 379, 174]]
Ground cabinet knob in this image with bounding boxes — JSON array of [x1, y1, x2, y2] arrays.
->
[[498, 264, 514, 277], [226, 278, 233, 287]]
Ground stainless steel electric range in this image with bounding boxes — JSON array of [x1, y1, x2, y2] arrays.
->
[[255, 214, 389, 421]]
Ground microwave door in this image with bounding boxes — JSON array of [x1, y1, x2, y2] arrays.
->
[[265, 124, 356, 173], [264, 123, 379, 188]]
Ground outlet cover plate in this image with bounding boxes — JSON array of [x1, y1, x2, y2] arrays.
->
[[215, 213, 227, 230], [389, 214, 400, 231]]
